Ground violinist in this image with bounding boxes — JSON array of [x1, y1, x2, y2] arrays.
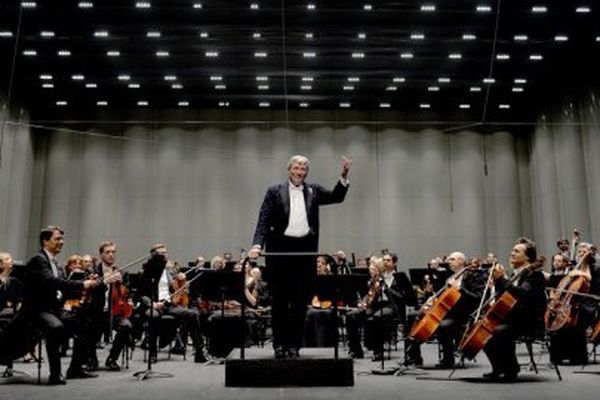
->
[[548, 242, 599, 365], [87, 241, 133, 371], [406, 252, 486, 368], [305, 256, 336, 347], [21, 226, 98, 385], [482, 237, 546, 381]]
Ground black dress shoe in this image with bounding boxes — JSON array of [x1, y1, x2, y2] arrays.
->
[[274, 347, 287, 359], [171, 346, 186, 355], [105, 358, 121, 371], [482, 371, 501, 380], [349, 350, 364, 359], [435, 360, 455, 369], [48, 374, 67, 385], [371, 352, 384, 362], [403, 356, 423, 366], [66, 369, 99, 379], [287, 348, 300, 359], [194, 350, 208, 363]]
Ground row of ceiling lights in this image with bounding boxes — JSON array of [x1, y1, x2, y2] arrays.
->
[[16, 2, 594, 14]]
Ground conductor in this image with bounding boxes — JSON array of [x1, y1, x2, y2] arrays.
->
[[249, 155, 352, 359]]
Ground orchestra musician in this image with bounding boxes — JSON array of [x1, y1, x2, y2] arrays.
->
[[139, 244, 208, 363], [304, 256, 336, 347], [249, 155, 351, 359], [547, 241, 599, 365], [87, 241, 133, 371], [21, 226, 99, 385], [482, 237, 547, 381]]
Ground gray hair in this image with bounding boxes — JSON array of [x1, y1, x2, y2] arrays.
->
[[287, 155, 310, 171]]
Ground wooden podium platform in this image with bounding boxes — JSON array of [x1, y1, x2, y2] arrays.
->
[[225, 347, 354, 387]]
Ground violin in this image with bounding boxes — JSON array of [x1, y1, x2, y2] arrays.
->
[[408, 267, 468, 342], [111, 280, 133, 319], [544, 251, 593, 332], [172, 273, 190, 308], [459, 263, 537, 359], [311, 295, 333, 309]]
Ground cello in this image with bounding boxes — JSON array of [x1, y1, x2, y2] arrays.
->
[[408, 266, 468, 342], [459, 262, 538, 360]]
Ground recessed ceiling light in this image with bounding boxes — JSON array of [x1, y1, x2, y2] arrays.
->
[[199, 32, 209, 38], [0, 31, 13, 38], [496, 53, 510, 60], [554, 35, 569, 42], [209, 75, 222, 81], [302, 76, 314, 82], [303, 52, 317, 58], [529, 53, 543, 60], [531, 6, 547, 13], [339, 102, 351, 108], [459, 104, 471, 109], [94, 30, 109, 38], [57, 50, 71, 56], [218, 101, 230, 107], [156, 50, 170, 57], [192, 3, 203, 9], [172, 84, 183, 89], [118, 74, 131, 81], [147, 31, 161, 38], [97, 101, 108, 106], [299, 102, 310, 108], [164, 75, 178, 81], [514, 78, 527, 84], [215, 84, 226, 90], [300, 85, 312, 90], [259, 102, 270, 107], [137, 101, 149, 106], [596, 36, 600, 42], [256, 76, 268, 81], [254, 51, 268, 58], [400, 52, 413, 59], [258, 85, 269, 90], [343, 85, 355, 91], [40, 31, 55, 38], [39, 74, 53, 80], [575, 6, 591, 13], [514, 34, 528, 41], [419, 103, 431, 109], [135, 2, 151, 9], [253, 32, 262, 39], [78, 2, 93, 8], [307, 3, 316, 10], [23, 50, 37, 56], [483, 78, 495, 84], [476, 5, 492, 12], [392, 77, 405, 83], [385, 86, 397, 91], [42, 83, 54, 88], [128, 83, 141, 88], [71, 74, 85, 80], [438, 77, 451, 83], [420, 4, 436, 12], [107, 50, 120, 57], [85, 83, 97, 88], [351, 52, 365, 58], [205, 51, 219, 57], [499, 104, 511, 109], [470, 86, 482, 92], [410, 33, 425, 40], [512, 87, 524, 92], [428, 86, 440, 92], [347, 77, 360, 82], [448, 53, 462, 59], [178, 101, 189, 107], [56, 100, 67, 106], [363, 4, 372, 11], [21, 2, 37, 8], [357, 32, 366, 40], [462, 33, 477, 40], [379, 103, 391, 108]]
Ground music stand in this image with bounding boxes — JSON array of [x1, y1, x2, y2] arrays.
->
[[189, 271, 246, 359]]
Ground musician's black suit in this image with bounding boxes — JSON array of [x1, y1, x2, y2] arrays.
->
[[253, 180, 348, 351]]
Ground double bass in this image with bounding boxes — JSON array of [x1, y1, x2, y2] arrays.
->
[[408, 266, 468, 342], [459, 263, 537, 359]]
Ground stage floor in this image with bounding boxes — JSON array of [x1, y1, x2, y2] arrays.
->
[[1, 341, 599, 400]]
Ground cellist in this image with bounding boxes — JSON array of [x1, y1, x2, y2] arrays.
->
[[482, 237, 546, 381], [547, 241, 599, 365], [405, 252, 486, 368]]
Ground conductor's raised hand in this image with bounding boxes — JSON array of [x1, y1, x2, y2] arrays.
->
[[340, 155, 353, 179]]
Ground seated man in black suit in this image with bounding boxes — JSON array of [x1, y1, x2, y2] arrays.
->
[[21, 226, 98, 385]]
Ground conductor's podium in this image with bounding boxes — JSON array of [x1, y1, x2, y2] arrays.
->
[[225, 347, 354, 387]]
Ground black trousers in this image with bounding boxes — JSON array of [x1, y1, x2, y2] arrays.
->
[[483, 323, 519, 375], [304, 308, 336, 347], [346, 306, 395, 355], [146, 304, 204, 356], [266, 235, 316, 350]]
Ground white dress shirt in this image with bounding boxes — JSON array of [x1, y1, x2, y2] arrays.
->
[[158, 268, 170, 302], [284, 182, 310, 237]]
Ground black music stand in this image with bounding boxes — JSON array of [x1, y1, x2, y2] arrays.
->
[[133, 255, 173, 381], [189, 271, 246, 359]]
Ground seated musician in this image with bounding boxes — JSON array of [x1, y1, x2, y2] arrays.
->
[[21, 226, 99, 384], [0, 252, 21, 318], [406, 252, 486, 368], [140, 244, 207, 363], [548, 242, 598, 365], [346, 254, 407, 361], [86, 241, 133, 371], [305, 256, 336, 347], [482, 237, 547, 381]]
